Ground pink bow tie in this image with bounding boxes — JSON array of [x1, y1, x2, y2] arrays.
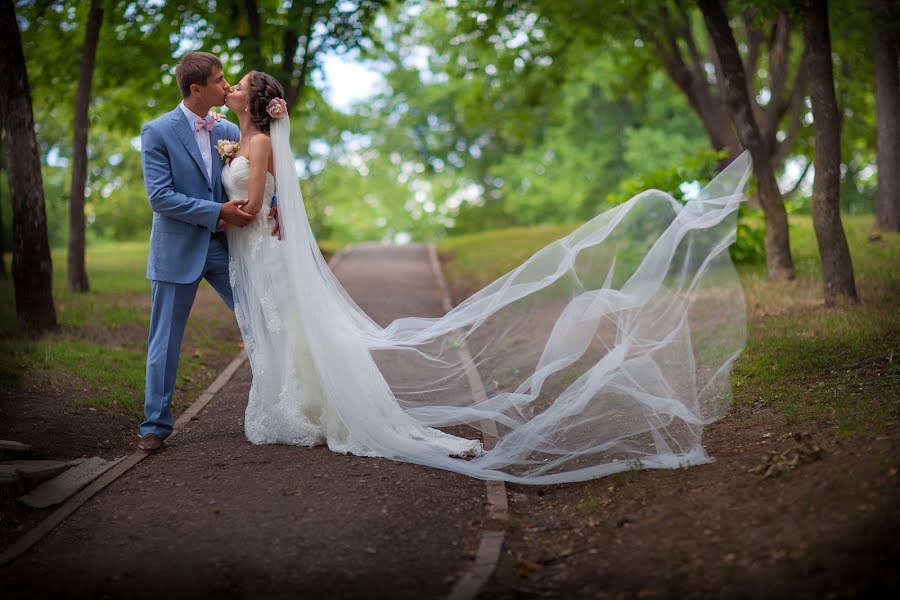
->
[[194, 115, 214, 132]]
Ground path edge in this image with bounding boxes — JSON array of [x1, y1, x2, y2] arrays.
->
[[0, 245, 353, 569], [0, 350, 247, 569], [426, 244, 509, 600]]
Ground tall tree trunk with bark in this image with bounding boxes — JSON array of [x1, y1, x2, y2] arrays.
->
[[0, 0, 57, 331], [0, 105, 7, 280], [68, 0, 103, 292], [803, 0, 858, 305], [698, 0, 795, 280], [872, 0, 900, 231]]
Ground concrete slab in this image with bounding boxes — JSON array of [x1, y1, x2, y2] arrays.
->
[[0, 466, 25, 498], [18, 456, 123, 509], [0, 440, 32, 459], [1, 459, 85, 487]]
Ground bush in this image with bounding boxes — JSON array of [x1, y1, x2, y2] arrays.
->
[[605, 149, 766, 264]]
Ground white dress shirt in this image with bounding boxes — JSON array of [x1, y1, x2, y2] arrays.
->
[[179, 102, 213, 182]]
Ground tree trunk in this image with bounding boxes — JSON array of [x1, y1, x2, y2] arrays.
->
[[0, 0, 58, 332], [627, 7, 742, 157], [68, 0, 103, 293], [0, 104, 7, 280], [803, 0, 858, 305], [230, 0, 265, 72], [282, 3, 319, 110], [872, 0, 900, 231], [698, 0, 795, 280]]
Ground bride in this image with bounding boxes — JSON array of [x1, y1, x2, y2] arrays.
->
[[222, 71, 751, 485]]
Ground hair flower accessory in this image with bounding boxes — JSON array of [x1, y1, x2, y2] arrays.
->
[[266, 97, 288, 120], [216, 139, 239, 163]]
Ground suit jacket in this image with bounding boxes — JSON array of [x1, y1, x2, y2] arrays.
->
[[141, 106, 240, 283]]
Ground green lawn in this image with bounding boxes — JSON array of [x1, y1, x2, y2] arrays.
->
[[0, 239, 339, 413], [2, 243, 164, 411], [438, 215, 900, 438]]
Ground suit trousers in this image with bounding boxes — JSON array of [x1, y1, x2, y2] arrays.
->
[[141, 235, 234, 438]]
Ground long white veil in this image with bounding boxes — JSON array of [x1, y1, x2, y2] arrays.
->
[[270, 114, 751, 484]]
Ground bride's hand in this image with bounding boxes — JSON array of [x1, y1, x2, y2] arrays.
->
[[268, 207, 282, 240], [216, 219, 227, 232]]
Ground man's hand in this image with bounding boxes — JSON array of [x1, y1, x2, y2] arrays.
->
[[268, 207, 282, 239], [220, 200, 254, 227], [216, 219, 227, 232]]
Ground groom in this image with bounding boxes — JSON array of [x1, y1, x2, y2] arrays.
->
[[137, 52, 252, 453]]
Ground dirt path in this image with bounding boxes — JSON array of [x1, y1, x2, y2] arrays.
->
[[1, 244, 487, 599]]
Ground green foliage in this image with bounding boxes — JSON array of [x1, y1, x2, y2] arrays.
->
[[731, 205, 767, 265], [5, 0, 881, 253], [605, 149, 728, 205], [606, 149, 766, 264]]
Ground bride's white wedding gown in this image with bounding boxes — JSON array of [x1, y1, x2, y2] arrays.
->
[[224, 155, 484, 458], [222, 116, 751, 485]]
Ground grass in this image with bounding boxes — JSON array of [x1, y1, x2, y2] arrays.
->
[[0, 239, 340, 413], [1, 242, 153, 410], [438, 215, 900, 439], [439, 225, 578, 295]]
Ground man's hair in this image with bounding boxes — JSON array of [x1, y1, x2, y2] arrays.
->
[[174, 52, 222, 98]]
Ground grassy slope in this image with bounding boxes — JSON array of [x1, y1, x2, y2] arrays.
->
[[438, 215, 900, 437], [0, 239, 339, 414], [1, 242, 218, 412]]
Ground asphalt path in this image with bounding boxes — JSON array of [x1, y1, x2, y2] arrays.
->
[[1, 244, 488, 600]]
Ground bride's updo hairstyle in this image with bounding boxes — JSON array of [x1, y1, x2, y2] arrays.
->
[[247, 70, 286, 134]]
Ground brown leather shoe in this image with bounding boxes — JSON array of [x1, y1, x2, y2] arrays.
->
[[137, 433, 165, 454]]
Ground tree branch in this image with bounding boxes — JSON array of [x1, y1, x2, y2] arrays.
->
[[763, 13, 791, 143], [672, 0, 710, 87], [627, 5, 737, 152], [741, 8, 764, 99], [740, 7, 769, 137], [783, 157, 812, 200], [772, 58, 808, 167]]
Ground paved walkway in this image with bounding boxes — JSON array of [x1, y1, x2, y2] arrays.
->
[[1, 244, 487, 599]]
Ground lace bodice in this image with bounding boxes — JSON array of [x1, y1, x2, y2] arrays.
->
[[222, 155, 275, 207]]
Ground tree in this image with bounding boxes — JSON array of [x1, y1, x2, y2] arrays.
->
[[276, 0, 388, 109], [417, 1, 805, 274], [871, 0, 899, 231], [0, 0, 57, 331], [802, 0, 857, 304], [504, 0, 810, 169], [0, 104, 6, 280], [698, 0, 795, 280], [68, 0, 104, 292], [208, 0, 388, 109]]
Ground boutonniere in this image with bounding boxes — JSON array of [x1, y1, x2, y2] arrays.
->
[[216, 139, 239, 164]]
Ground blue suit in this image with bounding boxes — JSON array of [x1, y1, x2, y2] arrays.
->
[[140, 106, 240, 439]]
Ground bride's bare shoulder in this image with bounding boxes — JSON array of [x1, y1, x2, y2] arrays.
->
[[248, 133, 272, 156]]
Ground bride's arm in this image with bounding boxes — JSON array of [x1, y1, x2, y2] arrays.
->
[[243, 134, 274, 216]]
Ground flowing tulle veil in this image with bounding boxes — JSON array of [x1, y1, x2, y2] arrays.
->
[[270, 114, 751, 484]]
